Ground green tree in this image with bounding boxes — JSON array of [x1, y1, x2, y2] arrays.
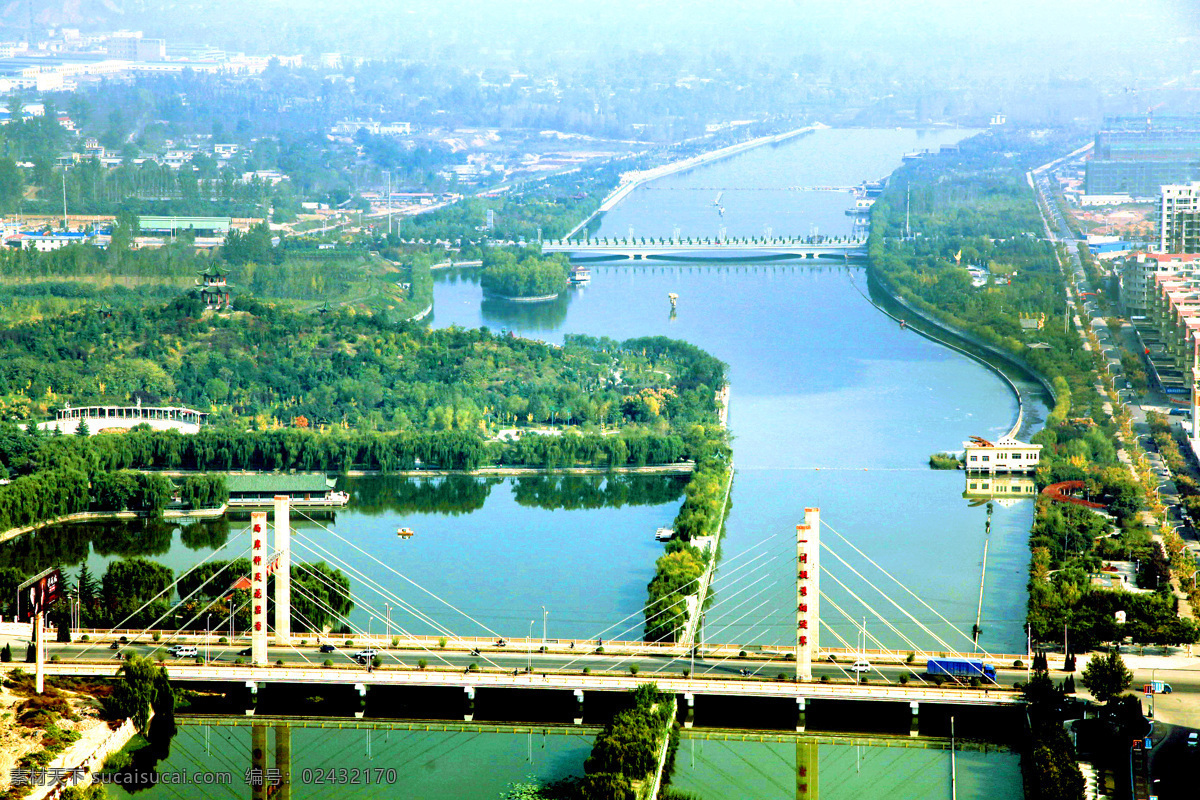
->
[[105, 654, 173, 732], [0, 643, 11, 662], [1080, 650, 1132, 704]]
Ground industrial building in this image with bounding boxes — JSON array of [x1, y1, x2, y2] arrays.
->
[[1085, 115, 1200, 198]]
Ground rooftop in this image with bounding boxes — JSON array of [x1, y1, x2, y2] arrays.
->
[[224, 473, 335, 494]]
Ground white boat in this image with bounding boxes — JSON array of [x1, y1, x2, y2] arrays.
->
[[655, 527, 675, 541]]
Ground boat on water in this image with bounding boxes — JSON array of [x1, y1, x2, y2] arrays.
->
[[570, 265, 591, 284], [397, 527, 415, 538], [655, 527, 674, 542]]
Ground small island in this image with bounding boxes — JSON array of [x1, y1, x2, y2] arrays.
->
[[480, 247, 571, 301]]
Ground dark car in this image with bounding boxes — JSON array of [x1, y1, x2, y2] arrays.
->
[[238, 648, 252, 656], [319, 643, 336, 653]]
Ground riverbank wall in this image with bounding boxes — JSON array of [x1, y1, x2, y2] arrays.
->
[[865, 266, 1057, 441], [564, 124, 826, 239]]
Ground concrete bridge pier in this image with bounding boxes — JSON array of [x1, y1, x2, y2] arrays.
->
[[354, 683, 366, 719], [909, 701, 920, 737], [574, 689, 584, 725], [796, 697, 806, 733], [797, 736, 818, 799], [274, 724, 292, 800], [243, 681, 258, 716], [464, 686, 475, 722], [682, 693, 694, 729], [251, 722, 269, 800]]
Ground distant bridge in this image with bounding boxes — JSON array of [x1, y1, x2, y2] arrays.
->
[[541, 238, 868, 261]]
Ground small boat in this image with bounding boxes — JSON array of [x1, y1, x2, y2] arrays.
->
[[655, 527, 674, 541], [899, 319, 907, 330], [668, 293, 678, 309], [397, 527, 415, 538], [570, 265, 591, 284]]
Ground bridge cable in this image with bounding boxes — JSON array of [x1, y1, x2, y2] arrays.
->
[[821, 519, 990, 655], [295, 509, 504, 639], [553, 539, 791, 674], [563, 536, 796, 674], [289, 559, 502, 672], [819, 564, 932, 659], [820, 541, 961, 654], [552, 532, 790, 670], [291, 532, 484, 648], [75, 535, 250, 659], [289, 537, 509, 672]]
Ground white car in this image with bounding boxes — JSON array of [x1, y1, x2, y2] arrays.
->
[[1188, 732, 1197, 749], [850, 659, 871, 674], [353, 649, 378, 660]]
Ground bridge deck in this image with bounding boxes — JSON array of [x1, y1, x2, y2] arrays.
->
[[44, 663, 1020, 706]]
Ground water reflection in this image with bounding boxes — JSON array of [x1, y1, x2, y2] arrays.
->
[[0, 517, 230, 575], [342, 473, 688, 515]]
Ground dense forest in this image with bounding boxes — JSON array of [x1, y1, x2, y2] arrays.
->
[[0, 295, 724, 438]]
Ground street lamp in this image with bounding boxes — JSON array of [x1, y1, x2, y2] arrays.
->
[[385, 603, 391, 644], [542, 607, 547, 644], [528, 620, 534, 674], [205, 614, 210, 663]]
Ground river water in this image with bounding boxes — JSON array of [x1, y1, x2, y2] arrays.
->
[[7, 127, 1035, 798]]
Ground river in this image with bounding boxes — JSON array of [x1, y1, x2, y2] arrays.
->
[[6, 127, 1037, 798]]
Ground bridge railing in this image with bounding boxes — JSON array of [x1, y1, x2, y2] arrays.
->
[[60, 629, 1028, 665], [41, 662, 1020, 704]]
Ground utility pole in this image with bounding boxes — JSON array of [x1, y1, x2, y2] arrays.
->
[[61, 170, 68, 231], [542, 606, 547, 643], [386, 170, 392, 237]]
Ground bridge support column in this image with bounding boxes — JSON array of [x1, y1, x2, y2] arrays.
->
[[574, 689, 584, 725], [273, 496, 291, 647], [244, 681, 258, 716], [909, 701, 920, 737], [250, 511, 269, 666], [796, 697, 806, 733], [797, 735, 818, 799], [274, 724, 292, 800], [464, 686, 475, 722], [682, 693, 694, 729], [251, 722, 268, 800]]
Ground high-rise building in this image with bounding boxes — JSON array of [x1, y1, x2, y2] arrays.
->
[[1160, 182, 1200, 253], [1086, 115, 1200, 198]]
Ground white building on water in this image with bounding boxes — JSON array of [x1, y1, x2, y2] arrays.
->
[[962, 435, 1042, 473]]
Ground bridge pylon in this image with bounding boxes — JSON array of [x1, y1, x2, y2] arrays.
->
[[250, 511, 269, 666], [796, 508, 819, 682], [273, 496, 291, 645]]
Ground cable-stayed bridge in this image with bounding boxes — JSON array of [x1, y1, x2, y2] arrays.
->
[[34, 498, 1024, 722]]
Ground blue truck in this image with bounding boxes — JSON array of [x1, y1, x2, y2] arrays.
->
[[926, 658, 997, 682]]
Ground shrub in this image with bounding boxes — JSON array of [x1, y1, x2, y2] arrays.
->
[[739, 650, 747, 658], [596, 646, 605, 654], [1013, 659, 1024, 668], [371, 655, 383, 669], [391, 638, 399, 648], [218, 637, 227, 644], [345, 641, 353, 648], [629, 665, 639, 676], [899, 674, 909, 685], [820, 675, 830, 683], [582, 667, 591, 675], [1, 644, 11, 663], [417, 659, 427, 670], [905, 652, 915, 664], [682, 668, 690, 678], [323, 660, 333, 668], [275, 660, 284, 667], [438, 637, 447, 649], [299, 640, 307, 647], [468, 663, 478, 672], [234, 658, 244, 665], [50, 654, 59, 663], [80, 635, 90, 642], [152, 632, 162, 642], [195, 656, 204, 665]]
